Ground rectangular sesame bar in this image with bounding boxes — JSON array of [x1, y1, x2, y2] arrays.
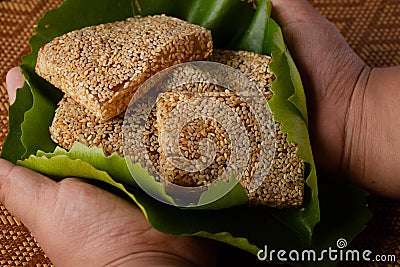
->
[[49, 96, 124, 156], [154, 90, 240, 187], [36, 15, 213, 121]]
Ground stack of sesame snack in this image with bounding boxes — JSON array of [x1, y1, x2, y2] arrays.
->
[[35, 15, 305, 208]]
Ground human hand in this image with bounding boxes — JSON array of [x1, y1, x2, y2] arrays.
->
[[2, 69, 216, 266], [270, 0, 400, 198]]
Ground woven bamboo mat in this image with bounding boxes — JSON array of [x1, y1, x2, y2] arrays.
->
[[0, 0, 399, 266]]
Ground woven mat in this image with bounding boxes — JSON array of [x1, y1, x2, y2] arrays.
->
[[0, 0, 399, 266]]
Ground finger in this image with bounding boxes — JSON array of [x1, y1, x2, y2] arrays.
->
[[6, 67, 24, 105], [0, 158, 58, 229]]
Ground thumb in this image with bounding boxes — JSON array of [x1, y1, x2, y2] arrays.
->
[[6, 67, 25, 105], [0, 158, 58, 231], [0, 158, 135, 266], [269, 0, 369, 175]]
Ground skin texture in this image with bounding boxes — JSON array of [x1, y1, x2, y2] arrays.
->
[[0, 0, 399, 266], [270, 0, 400, 198], [0, 158, 216, 267]]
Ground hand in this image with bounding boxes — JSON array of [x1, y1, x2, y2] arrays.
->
[[270, 0, 400, 198], [2, 70, 216, 266]]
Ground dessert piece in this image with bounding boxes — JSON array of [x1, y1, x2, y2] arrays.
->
[[36, 15, 212, 121]]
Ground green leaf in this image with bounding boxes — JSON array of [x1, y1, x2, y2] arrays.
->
[[37, 143, 136, 187], [17, 153, 310, 253], [268, 46, 320, 243], [195, 173, 248, 209], [19, 152, 371, 267], [1, 82, 32, 163], [287, 51, 309, 124], [36, 142, 249, 209], [17, 154, 149, 217], [237, 0, 320, 243], [125, 157, 176, 206], [312, 174, 372, 249], [4, 0, 371, 264], [132, 0, 255, 48], [19, 66, 63, 158], [236, 0, 272, 54], [307, 175, 372, 267]]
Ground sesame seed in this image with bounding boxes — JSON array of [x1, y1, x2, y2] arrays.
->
[[36, 15, 213, 122], [49, 49, 305, 208]]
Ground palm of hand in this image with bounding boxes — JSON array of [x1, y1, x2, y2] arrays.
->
[[0, 161, 215, 267]]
